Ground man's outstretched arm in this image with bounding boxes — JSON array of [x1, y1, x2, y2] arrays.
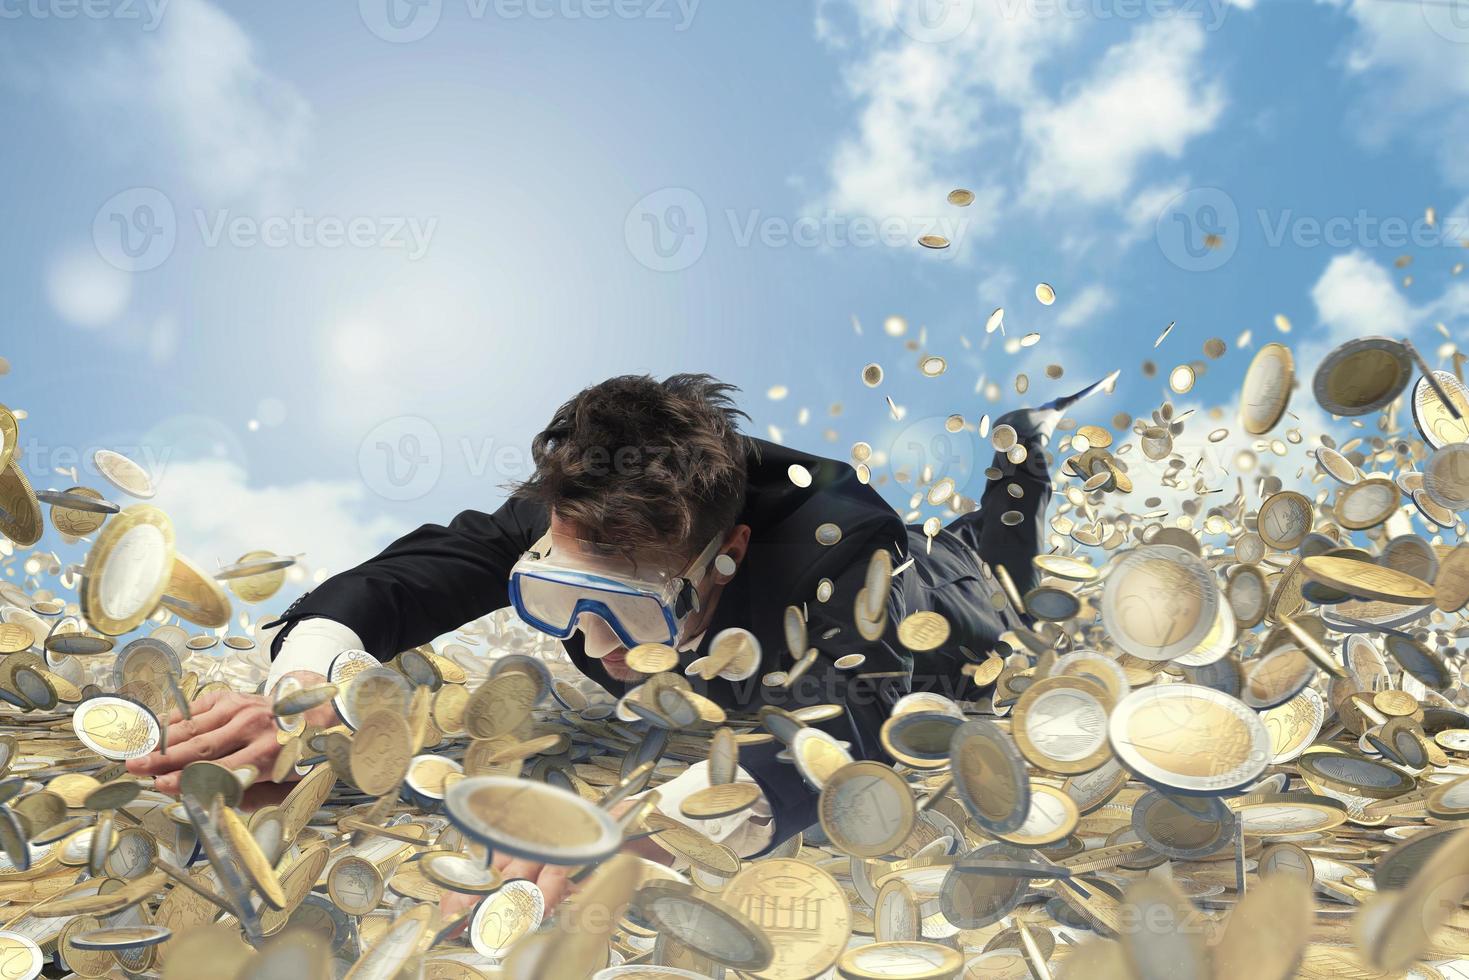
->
[[266, 494, 550, 675], [128, 495, 549, 793]]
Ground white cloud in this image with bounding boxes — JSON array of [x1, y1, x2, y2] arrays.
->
[[149, 458, 405, 585], [1055, 284, 1117, 329], [1332, 0, 1469, 191], [77, 0, 311, 200], [1023, 20, 1225, 205], [810, 6, 1224, 240], [1309, 251, 1414, 343], [45, 246, 132, 327], [810, 0, 1083, 233]]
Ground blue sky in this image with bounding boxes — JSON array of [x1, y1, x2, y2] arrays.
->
[[1, 0, 1466, 618]]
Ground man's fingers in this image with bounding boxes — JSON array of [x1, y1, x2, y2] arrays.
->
[[169, 688, 227, 726], [154, 771, 183, 795], [162, 698, 237, 747], [536, 865, 572, 912], [492, 852, 514, 872], [500, 858, 544, 884], [135, 712, 256, 772], [215, 738, 282, 775]]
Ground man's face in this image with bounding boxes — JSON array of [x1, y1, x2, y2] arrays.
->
[[547, 514, 703, 682]]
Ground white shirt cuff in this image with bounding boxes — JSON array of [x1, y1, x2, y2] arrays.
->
[[640, 760, 774, 861], [263, 618, 365, 695]]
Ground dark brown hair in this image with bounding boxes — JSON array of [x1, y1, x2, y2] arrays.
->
[[511, 373, 753, 556]]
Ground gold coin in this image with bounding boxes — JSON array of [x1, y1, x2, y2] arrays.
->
[[351, 710, 413, 796], [226, 549, 287, 604], [1035, 283, 1056, 305], [896, 611, 950, 652], [626, 643, 679, 674], [947, 189, 974, 206], [0, 624, 33, 655], [679, 782, 762, 820], [50, 485, 108, 536], [0, 460, 42, 547], [917, 235, 949, 249], [722, 859, 850, 979], [1300, 555, 1434, 603], [1372, 690, 1419, 717], [158, 553, 232, 628]]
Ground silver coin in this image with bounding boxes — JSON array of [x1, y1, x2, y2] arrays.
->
[[1132, 791, 1236, 860], [1424, 443, 1469, 512]]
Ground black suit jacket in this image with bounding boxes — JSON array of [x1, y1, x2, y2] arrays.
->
[[269, 434, 1050, 851]]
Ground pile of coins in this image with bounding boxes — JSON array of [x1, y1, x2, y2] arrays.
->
[[6, 313, 1469, 978]]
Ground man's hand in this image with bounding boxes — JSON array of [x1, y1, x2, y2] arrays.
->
[[125, 671, 340, 795]]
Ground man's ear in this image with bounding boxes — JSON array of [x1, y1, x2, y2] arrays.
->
[[713, 524, 752, 581]]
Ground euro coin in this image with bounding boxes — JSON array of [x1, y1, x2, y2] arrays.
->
[[80, 505, 175, 636], [1423, 442, 1469, 511], [722, 859, 849, 979], [1100, 544, 1218, 662], [70, 696, 159, 761], [93, 449, 156, 499], [1240, 343, 1294, 434], [1312, 336, 1412, 417], [818, 761, 915, 858], [1412, 369, 1469, 448], [1109, 684, 1269, 794]]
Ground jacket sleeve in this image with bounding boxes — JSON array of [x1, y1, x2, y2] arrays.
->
[[265, 495, 549, 660]]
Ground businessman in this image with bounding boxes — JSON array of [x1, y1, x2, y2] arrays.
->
[[128, 372, 1084, 901]]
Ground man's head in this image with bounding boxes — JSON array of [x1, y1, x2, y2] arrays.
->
[[509, 373, 755, 676]]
